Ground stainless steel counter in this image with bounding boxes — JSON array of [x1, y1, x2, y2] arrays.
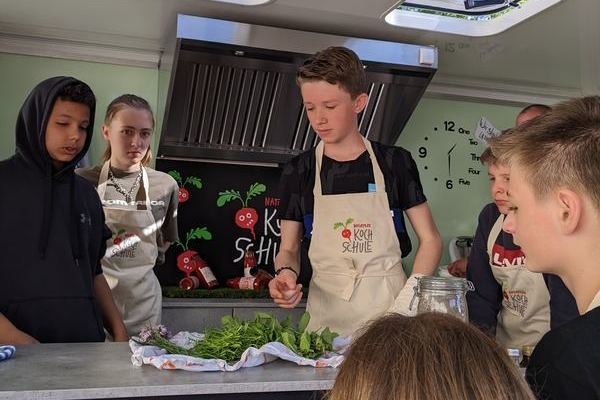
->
[[0, 342, 337, 400]]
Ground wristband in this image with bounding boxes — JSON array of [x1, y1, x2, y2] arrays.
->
[[275, 266, 298, 278]]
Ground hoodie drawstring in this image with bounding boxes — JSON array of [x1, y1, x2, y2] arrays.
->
[[70, 174, 82, 264], [38, 170, 53, 259]]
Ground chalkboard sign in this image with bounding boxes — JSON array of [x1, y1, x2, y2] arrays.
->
[[154, 159, 284, 287]]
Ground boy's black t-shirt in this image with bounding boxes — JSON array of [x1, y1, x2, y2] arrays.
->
[[526, 306, 600, 399], [277, 141, 426, 283]]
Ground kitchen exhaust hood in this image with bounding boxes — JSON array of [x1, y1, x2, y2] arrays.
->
[[157, 15, 438, 164]]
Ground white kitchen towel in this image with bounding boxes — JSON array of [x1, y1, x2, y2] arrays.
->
[[130, 331, 350, 371]]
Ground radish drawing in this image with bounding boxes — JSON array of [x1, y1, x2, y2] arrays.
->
[[111, 229, 135, 246], [168, 170, 202, 203], [173, 227, 212, 274], [334, 218, 354, 240], [112, 228, 126, 245], [217, 182, 266, 239]]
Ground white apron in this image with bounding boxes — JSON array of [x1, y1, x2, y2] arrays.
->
[[488, 214, 550, 348], [98, 162, 161, 337], [306, 138, 407, 336]]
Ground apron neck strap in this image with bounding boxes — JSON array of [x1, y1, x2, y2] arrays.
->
[[314, 136, 386, 196], [487, 213, 505, 256], [98, 161, 151, 207]]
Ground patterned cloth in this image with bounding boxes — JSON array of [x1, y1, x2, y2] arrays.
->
[[0, 345, 16, 362], [130, 332, 350, 372]]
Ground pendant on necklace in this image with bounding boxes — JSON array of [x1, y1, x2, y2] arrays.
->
[[109, 168, 142, 204]]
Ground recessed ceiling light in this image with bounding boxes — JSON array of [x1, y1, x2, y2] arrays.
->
[[384, 0, 562, 37]]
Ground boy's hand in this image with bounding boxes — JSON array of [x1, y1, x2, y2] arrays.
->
[[0, 313, 39, 344], [448, 258, 468, 278], [10, 331, 39, 345], [111, 326, 129, 342], [269, 269, 302, 308]]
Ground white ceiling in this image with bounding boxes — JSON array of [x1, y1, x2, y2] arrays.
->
[[0, 0, 598, 101]]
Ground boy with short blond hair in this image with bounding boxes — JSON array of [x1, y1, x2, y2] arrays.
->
[[269, 46, 442, 336], [467, 141, 577, 350], [489, 96, 600, 399]]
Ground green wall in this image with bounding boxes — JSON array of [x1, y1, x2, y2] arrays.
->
[[397, 97, 521, 270], [0, 53, 158, 166], [0, 52, 523, 268]]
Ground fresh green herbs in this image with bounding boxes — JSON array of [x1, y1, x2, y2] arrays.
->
[[141, 312, 338, 363]]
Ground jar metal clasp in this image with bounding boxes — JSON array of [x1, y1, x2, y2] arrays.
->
[[408, 277, 422, 311]]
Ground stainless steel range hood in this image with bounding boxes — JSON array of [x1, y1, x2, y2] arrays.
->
[[157, 15, 438, 164]]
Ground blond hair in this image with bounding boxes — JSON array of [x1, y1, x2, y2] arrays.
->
[[489, 96, 600, 210], [297, 46, 367, 99], [480, 129, 512, 166], [480, 147, 496, 165], [328, 313, 534, 400], [101, 94, 154, 166]]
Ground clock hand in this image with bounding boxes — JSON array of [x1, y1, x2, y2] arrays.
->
[[448, 143, 457, 176]]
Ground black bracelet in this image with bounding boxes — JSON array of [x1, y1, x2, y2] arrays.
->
[[275, 266, 298, 277]]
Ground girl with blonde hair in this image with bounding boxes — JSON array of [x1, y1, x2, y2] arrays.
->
[[78, 94, 179, 337]]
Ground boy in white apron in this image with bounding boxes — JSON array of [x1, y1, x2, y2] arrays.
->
[[268, 46, 442, 336], [489, 96, 600, 399], [467, 109, 577, 350]]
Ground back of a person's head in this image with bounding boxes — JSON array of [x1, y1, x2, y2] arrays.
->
[[516, 104, 551, 126], [328, 313, 534, 400], [296, 46, 367, 99], [490, 96, 600, 212]]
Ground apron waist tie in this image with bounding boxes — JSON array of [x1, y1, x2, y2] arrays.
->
[[313, 267, 404, 301]]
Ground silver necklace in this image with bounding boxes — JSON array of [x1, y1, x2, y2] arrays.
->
[[108, 168, 143, 204]]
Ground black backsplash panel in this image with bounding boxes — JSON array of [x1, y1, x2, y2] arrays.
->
[[155, 158, 293, 287]]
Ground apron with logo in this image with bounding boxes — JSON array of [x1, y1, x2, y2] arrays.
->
[[97, 162, 161, 337], [306, 138, 407, 336], [488, 214, 550, 348]]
